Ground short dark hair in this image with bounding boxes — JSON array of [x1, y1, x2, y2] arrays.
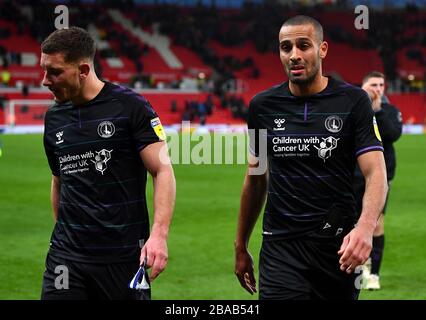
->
[[41, 27, 96, 63], [363, 71, 385, 84], [281, 15, 324, 43]]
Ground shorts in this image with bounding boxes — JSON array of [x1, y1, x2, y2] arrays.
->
[[41, 252, 150, 300], [259, 211, 360, 300], [353, 176, 391, 216], [259, 237, 361, 300]]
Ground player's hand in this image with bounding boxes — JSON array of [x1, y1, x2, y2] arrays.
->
[[362, 86, 381, 112], [140, 235, 168, 282], [234, 247, 257, 294], [337, 222, 375, 273]]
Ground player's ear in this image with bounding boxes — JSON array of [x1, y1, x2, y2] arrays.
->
[[79, 62, 91, 79], [319, 41, 328, 59]]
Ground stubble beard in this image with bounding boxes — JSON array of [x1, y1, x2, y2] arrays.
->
[[287, 54, 321, 85]]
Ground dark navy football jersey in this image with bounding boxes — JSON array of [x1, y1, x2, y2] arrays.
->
[[43, 82, 164, 263], [248, 77, 383, 239]]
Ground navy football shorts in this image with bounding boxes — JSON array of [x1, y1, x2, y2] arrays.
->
[[41, 252, 150, 300], [259, 212, 360, 300]]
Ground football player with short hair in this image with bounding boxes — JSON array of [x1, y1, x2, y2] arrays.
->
[[235, 16, 388, 300], [40, 27, 175, 300]]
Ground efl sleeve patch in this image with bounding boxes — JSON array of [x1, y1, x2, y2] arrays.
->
[[373, 116, 382, 142], [150, 117, 166, 141]]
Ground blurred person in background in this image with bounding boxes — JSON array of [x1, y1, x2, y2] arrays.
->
[[354, 71, 403, 290]]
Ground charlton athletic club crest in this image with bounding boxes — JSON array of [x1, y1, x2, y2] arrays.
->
[[324, 115, 343, 133], [97, 121, 115, 138]]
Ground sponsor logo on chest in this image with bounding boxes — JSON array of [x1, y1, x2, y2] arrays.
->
[[270, 115, 343, 160], [58, 149, 114, 175], [56, 131, 64, 144]]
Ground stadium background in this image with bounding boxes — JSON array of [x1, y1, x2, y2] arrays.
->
[[0, 0, 425, 299]]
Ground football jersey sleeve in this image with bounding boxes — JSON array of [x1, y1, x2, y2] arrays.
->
[[352, 91, 384, 157], [247, 97, 261, 157], [43, 111, 60, 176], [130, 99, 166, 151]]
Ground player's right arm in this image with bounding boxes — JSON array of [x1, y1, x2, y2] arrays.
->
[[50, 175, 60, 222], [234, 154, 267, 295]]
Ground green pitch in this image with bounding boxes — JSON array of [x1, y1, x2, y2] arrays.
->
[[0, 133, 425, 299]]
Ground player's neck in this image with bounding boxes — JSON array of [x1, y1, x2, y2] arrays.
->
[[289, 75, 328, 97], [71, 75, 105, 105]]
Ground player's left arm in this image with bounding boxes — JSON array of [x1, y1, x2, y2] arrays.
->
[[338, 150, 387, 273], [139, 141, 176, 281]]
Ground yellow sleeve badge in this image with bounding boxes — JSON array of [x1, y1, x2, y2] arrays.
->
[[151, 117, 166, 141], [373, 116, 382, 142]]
